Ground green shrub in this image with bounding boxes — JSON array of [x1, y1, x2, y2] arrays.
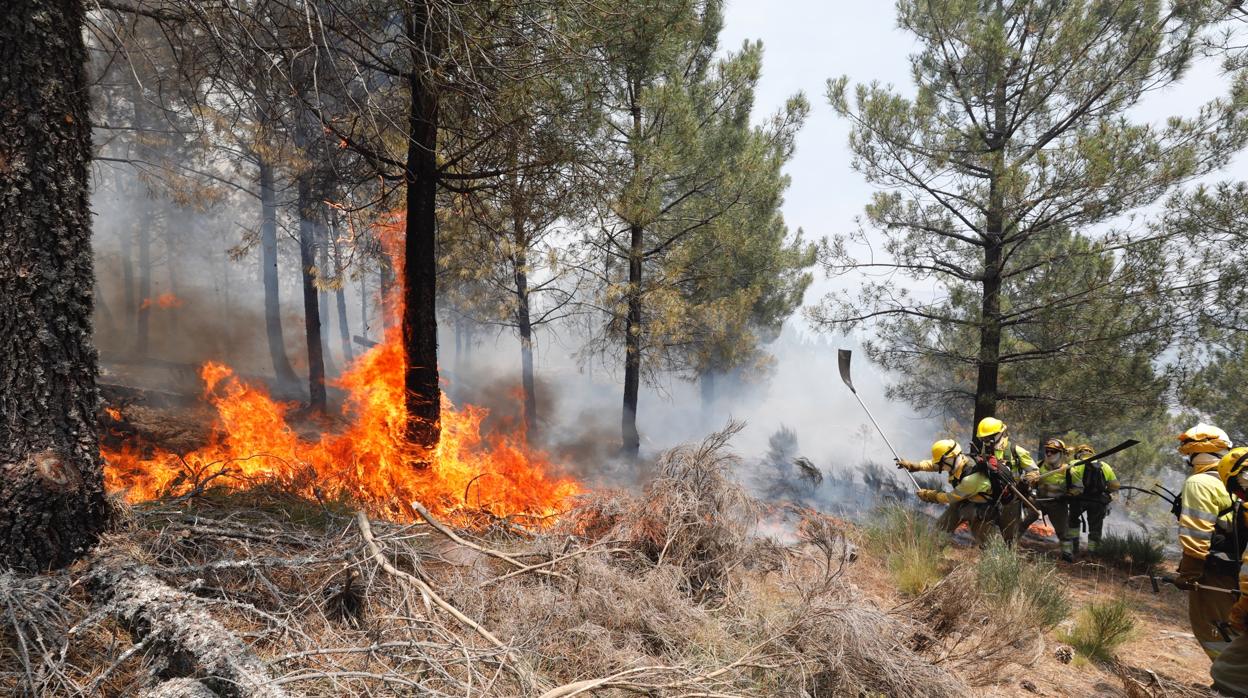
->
[[977, 537, 1069, 629], [1092, 532, 1163, 573], [864, 504, 949, 594], [1062, 597, 1136, 662]]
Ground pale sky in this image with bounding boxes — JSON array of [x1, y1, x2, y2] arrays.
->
[[719, 2, 1248, 321]]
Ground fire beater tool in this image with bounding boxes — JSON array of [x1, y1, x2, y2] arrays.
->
[[837, 349, 919, 491]]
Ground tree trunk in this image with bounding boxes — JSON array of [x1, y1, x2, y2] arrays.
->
[[258, 156, 300, 388], [331, 217, 354, 363], [317, 219, 338, 377], [0, 0, 109, 572], [297, 174, 328, 411], [622, 222, 644, 457], [402, 1, 443, 455], [513, 238, 538, 442], [973, 77, 1010, 429]]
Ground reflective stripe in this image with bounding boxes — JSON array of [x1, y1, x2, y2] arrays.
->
[[1182, 507, 1220, 523], [1179, 526, 1214, 540]]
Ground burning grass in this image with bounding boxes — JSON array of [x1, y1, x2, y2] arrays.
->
[[0, 428, 969, 697]]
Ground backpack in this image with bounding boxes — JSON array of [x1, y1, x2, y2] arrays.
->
[[1068, 460, 1110, 503]]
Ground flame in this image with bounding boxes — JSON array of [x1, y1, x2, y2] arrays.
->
[[104, 407, 122, 421], [1028, 522, 1056, 537], [102, 213, 581, 522], [140, 292, 184, 310]]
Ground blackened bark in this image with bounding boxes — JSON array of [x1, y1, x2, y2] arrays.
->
[[402, 1, 443, 454], [331, 223, 354, 363], [622, 222, 643, 457], [297, 175, 327, 411], [0, 0, 109, 571], [258, 157, 300, 388]]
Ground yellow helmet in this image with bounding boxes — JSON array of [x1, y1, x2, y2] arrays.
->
[[931, 439, 961, 465], [1073, 443, 1094, 458], [1178, 423, 1232, 456], [1219, 447, 1248, 491], [977, 417, 1006, 439], [1042, 438, 1067, 454]]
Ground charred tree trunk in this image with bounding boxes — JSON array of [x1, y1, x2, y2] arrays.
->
[[297, 175, 328, 411], [331, 221, 354, 363], [258, 156, 300, 389], [402, 2, 443, 455], [0, 0, 109, 571], [622, 222, 644, 457]]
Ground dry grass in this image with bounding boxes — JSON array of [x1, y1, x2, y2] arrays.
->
[[0, 426, 968, 697]]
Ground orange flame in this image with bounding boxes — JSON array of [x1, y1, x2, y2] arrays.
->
[[140, 292, 183, 310], [103, 213, 581, 522]]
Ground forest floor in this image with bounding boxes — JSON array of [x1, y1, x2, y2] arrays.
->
[[3, 392, 1220, 697]]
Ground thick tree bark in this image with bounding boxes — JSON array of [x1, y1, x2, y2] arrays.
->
[[402, 1, 443, 455], [0, 0, 109, 571], [259, 156, 300, 388], [297, 175, 327, 411], [973, 82, 1010, 429], [622, 222, 644, 457], [331, 223, 354, 364]]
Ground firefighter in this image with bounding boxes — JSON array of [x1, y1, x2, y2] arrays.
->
[[1065, 443, 1120, 557], [1033, 438, 1076, 561], [1209, 447, 1248, 696], [898, 440, 994, 542], [974, 417, 1038, 544], [1175, 423, 1237, 660]]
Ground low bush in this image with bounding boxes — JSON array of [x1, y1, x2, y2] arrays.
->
[[864, 504, 949, 594], [1092, 531, 1163, 573], [1062, 597, 1136, 662]]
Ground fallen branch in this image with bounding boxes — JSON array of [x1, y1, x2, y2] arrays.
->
[[409, 500, 570, 582], [87, 550, 290, 698]]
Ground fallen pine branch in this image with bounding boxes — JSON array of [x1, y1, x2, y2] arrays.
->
[[410, 500, 570, 582]]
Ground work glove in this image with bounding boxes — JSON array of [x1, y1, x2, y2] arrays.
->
[[1022, 471, 1040, 486], [1175, 553, 1206, 591], [1231, 601, 1248, 634], [895, 458, 915, 470], [916, 489, 941, 504]]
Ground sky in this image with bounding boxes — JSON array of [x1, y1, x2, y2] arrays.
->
[[718, 1, 1248, 325]]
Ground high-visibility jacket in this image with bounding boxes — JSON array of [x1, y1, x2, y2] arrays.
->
[[1067, 460, 1120, 499], [993, 441, 1037, 476], [1036, 459, 1069, 498], [910, 454, 974, 488], [1179, 461, 1234, 560], [930, 470, 992, 505]]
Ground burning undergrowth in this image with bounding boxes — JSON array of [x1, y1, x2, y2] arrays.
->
[[1, 428, 968, 697]]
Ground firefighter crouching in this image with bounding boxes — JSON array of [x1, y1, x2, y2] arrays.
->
[[1065, 443, 1119, 558], [898, 440, 995, 544], [1176, 423, 1238, 660], [975, 417, 1039, 544], [1207, 447, 1248, 696], [1034, 438, 1076, 561]]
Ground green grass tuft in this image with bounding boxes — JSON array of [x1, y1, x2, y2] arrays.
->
[[864, 504, 949, 595], [1092, 532, 1163, 573], [977, 537, 1069, 629], [1062, 597, 1136, 662]]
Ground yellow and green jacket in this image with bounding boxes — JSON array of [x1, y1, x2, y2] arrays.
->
[[1179, 459, 1234, 560], [1035, 459, 1069, 498], [910, 454, 974, 488], [993, 440, 1037, 477], [1067, 460, 1120, 499], [930, 470, 993, 505]]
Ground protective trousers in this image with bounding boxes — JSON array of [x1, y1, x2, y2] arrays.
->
[[1068, 500, 1109, 553], [1191, 567, 1238, 660], [1037, 500, 1072, 555], [937, 500, 992, 545], [1212, 631, 1248, 697]]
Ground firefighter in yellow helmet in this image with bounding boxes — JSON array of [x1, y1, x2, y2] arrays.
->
[[1033, 438, 1076, 561], [1207, 447, 1248, 695], [973, 417, 1038, 544], [1065, 443, 1120, 557], [1176, 423, 1236, 660], [898, 440, 994, 543]]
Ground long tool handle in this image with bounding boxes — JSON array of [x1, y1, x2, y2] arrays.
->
[[850, 391, 920, 490]]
